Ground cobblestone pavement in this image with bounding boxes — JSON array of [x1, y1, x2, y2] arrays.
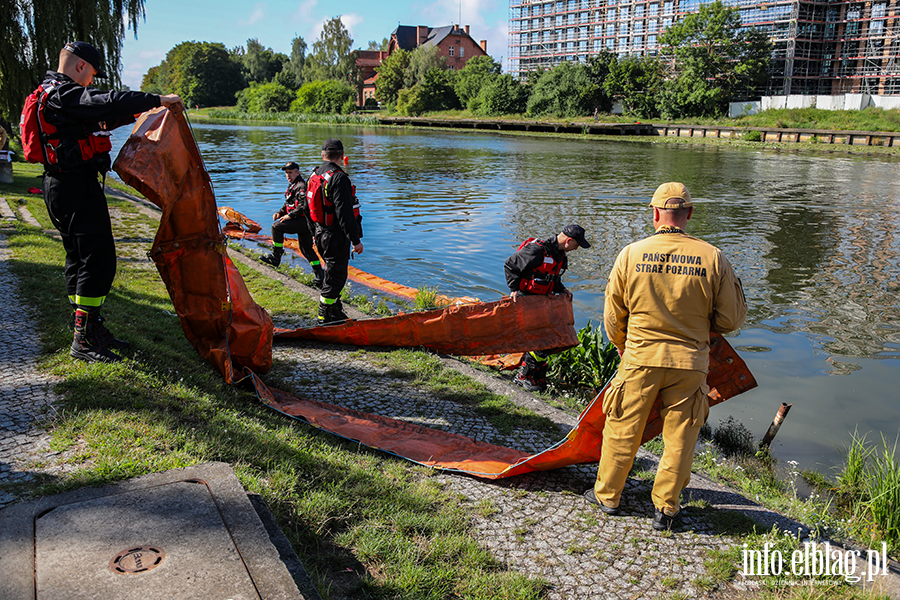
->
[[271, 341, 798, 600], [0, 232, 59, 508]]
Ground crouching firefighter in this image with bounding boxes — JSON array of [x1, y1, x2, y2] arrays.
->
[[260, 161, 325, 288], [504, 224, 591, 391], [306, 138, 363, 325], [20, 41, 182, 363]]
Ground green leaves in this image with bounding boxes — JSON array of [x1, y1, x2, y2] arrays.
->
[[547, 320, 620, 393], [657, 0, 772, 118]]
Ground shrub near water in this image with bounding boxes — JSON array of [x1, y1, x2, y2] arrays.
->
[[547, 321, 620, 402]]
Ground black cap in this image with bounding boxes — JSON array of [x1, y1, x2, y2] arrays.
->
[[64, 41, 108, 78], [322, 138, 344, 153], [281, 161, 300, 171], [562, 224, 590, 248]]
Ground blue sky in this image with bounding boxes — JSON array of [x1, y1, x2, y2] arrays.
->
[[119, 0, 510, 90]]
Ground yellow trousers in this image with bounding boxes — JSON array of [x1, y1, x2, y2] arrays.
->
[[593, 364, 709, 515]]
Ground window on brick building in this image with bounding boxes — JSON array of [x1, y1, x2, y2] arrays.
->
[[460, 46, 464, 57], [449, 46, 455, 56]]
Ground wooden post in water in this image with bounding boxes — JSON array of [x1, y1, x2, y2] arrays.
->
[[759, 403, 792, 449]]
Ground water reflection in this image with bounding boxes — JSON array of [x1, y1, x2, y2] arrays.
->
[[110, 121, 900, 472]]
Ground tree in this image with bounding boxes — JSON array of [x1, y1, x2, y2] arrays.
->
[[404, 45, 447, 89], [604, 56, 664, 118], [584, 52, 617, 113], [304, 16, 355, 82], [141, 42, 243, 108], [658, 0, 771, 118], [526, 61, 600, 118], [277, 36, 308, 90], [241, 38, 287, 84], [1, 0, 147, 123], [396, 69, 458, 116], [454, 55, 502, 110], [374, 49, 410, 104], [367, 38, 389, 51], [471, 74, 529, 116]]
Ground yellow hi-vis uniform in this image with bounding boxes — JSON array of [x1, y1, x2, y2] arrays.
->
[[595, 227, 747, 515]]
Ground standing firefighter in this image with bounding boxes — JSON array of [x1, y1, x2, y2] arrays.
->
[[505, 224, 590, 391], [260, 161, 324, 288], [20, 41, 182, 363], [584, 182, 747, 530], [306, 138, 363, 325]]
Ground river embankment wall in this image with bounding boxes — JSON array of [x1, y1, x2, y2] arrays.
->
[[377, 116, 900, 148]]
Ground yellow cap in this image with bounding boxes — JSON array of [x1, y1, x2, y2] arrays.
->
[[649, 182, 692, 209]]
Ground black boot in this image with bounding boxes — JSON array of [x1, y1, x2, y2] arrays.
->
[[261, 247, 284, 267], [91, 312, 131, 350], [312, 266, 324, 289], [317, 301, 345, 326], [332, 298, 348, 321], [70, 309, 122, 363], [513, 353, 546, 392]]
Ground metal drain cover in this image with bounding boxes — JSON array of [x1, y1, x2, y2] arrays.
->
[[110, 546, 165, 574]]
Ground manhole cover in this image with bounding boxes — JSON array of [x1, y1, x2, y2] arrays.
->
[[110, 546, 166, 574]]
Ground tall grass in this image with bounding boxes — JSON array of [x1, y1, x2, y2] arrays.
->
[[861, 435, 900, 546], [412, 286, 449, 311], [837, 429, 874, 497], [204, 109, 379, 125], [832, 431, 900, 555]]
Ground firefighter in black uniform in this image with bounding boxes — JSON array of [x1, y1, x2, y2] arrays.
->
[[260, 161, 324, 288], [307, 138, 363, 324], [504, 224, 590, 391], [29, 42, 182, 363]]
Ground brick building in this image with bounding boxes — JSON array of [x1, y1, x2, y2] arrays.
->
[[357, 25, 489, 105]]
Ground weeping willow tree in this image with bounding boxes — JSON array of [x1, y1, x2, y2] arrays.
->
[[0, 0, 146, 127]]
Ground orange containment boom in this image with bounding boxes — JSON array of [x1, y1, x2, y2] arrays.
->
[[256, 332, 755, 478], [218, 206, 478, 305], [275, 294, 577, 356], [113, 107, 273, 381], [113, 108, 758, 480]]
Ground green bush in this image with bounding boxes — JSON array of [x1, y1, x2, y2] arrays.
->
[[291, 80, 355, 114], [547, 320, 620, 393], [526, 61, 601, 118], [235, 82, 294, 113], [396, 86, 427, 116], [711, 416, 756, 456], [743, 130, 763, 142], [472, 74, 529, 117]]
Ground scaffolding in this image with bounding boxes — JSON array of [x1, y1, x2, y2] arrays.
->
[[508, 0, 900, 95]]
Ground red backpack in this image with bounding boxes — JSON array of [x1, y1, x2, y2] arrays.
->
[[306, 167, 361, 229], [19, 81, 112, 169]]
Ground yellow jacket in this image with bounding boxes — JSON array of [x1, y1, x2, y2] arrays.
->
[[604, 230, 747, 372]]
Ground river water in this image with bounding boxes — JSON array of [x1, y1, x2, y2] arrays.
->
[[112, 120, 900, 476]]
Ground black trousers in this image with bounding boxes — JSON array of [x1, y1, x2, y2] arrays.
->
[[314, 226, 351, 300], [43, 171, 116, 303], [272, 215, 317, 264]]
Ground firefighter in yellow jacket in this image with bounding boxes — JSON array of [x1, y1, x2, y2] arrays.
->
[[584, 182, 747, 531]]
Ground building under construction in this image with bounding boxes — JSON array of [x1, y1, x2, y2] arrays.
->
[[508, 0, 900, 95]]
